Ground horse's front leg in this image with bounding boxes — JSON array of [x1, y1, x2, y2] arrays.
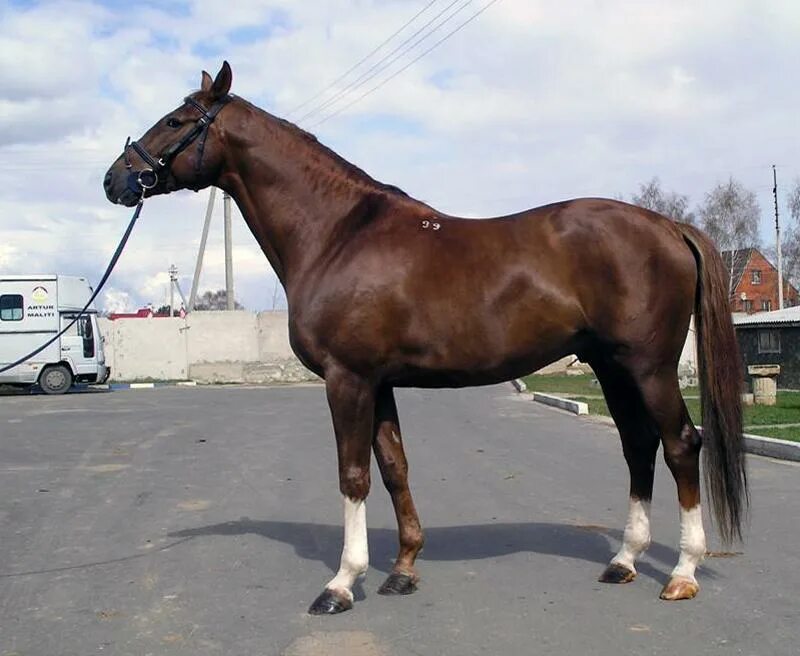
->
[[308, 368, 376, 615], [373, 386, 424, 595]]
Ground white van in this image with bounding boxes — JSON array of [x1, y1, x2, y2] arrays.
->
[[0, 275, 109, 394]]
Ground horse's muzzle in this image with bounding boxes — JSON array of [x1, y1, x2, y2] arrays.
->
[[103, 169, 140, 207], [122, 168, 158, 200]]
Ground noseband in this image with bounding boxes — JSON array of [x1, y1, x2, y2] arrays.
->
[[123, 95, 231, 194]]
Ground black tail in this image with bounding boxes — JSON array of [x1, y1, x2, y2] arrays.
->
[[679, 223, 748, 544]]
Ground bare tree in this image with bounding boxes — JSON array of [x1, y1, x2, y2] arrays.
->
[[631, 177, 696, 224], [789, 178, 800, 220], [699, 177, 761, 300], [777, 178, 800, 289], [194, 289, 244, 311], [155, 305, 185, 317]]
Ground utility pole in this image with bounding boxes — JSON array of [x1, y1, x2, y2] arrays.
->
[[189, 187, 217, 311], [223, 191, 235, 310], [168, 264, 178, 316], [173, 278, 188, 309], [774, 165, 784, 310], [167, 264, 188, 315]]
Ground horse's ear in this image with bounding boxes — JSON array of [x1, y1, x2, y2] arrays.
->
[[201, 70, 213, 92], [210, 61, 232, 99]]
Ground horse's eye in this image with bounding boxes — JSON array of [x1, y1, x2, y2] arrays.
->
[[166, 118, 182, 128]]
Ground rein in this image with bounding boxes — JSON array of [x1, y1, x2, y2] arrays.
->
[[124, 95, 231, 193], [0, 199, 144, 376]]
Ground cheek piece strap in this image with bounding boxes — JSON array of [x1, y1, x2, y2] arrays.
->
[[123, 94, 231, 194]]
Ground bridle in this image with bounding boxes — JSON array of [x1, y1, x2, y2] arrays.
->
[[123, 94, 231, 194]]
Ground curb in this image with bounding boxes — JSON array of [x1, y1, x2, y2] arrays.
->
[[532, 392, 589, 416], [510, 383, 800, 461], [510, 378, 527, 392], [742, 433, 800, 462], [103, 381, 198, 391]]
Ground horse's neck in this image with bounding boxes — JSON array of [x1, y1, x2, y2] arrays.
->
[[221, 165, 377, 289], [217, 110, 421, 288]]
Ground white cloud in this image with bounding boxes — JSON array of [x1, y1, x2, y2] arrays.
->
[[0, 242, 16, 267], [0, 0, 798, 311], [102, 287, 133, 313]]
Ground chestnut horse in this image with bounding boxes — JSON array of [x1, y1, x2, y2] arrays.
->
[[104, 62, 747, 614]]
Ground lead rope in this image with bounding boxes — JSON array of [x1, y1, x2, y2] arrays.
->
[[0, 198, 145, 375]]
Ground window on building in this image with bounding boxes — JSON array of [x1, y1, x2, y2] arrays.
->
[[758, 330, 781, 353], [752, 270, 762, 284], [0, 294, 23, 321], [743, 299, 753, 312], [761, 300, 772, 311]]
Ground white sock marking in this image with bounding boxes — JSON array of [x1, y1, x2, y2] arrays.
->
[[671, 505, 706, 581], [326, 496, 368, 601], [611, 498, 651, 572]]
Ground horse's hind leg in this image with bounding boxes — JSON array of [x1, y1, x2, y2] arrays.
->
[[603, 365, 706, 600], [645, 381, 706, 600], [372, 386, 424, 595], [594, 362, 661, 584], [624, 369, 705, 599]]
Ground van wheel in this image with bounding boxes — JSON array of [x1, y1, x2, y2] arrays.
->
[[39, 364, 73, 395]]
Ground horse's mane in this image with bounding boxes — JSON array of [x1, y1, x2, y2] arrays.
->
[[239, 97, 409, 199]]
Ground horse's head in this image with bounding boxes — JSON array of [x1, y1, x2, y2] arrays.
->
[[103, 61, 233, 207]]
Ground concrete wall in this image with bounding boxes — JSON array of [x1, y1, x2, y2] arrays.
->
[[99, 311, 317, 383], [99, 311, 699, 384], [99, 316, 187, 381]]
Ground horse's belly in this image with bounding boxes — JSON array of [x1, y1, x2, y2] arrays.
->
[[387, 316, 581, 388]]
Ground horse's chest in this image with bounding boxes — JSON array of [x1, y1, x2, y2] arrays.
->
[[286, 318, 325, 378]]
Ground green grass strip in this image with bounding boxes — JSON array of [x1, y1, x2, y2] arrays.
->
[[523, 375, 800, 435]]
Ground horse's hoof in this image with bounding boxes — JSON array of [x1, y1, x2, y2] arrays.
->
[[659, 576, 699, 601], [308, 588, 353, 615], [598, 562, 637, 584], [378, 572, 418, 595]]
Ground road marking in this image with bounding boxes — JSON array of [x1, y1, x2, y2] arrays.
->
[[177, 499, 211, 511], [81, 464, 129, 473]]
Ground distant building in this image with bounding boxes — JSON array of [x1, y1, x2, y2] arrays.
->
[[722, 248, 799, 314], [734, 306, 800, 389], [107, 308, 154, 320], [108, 306, 186, 320]]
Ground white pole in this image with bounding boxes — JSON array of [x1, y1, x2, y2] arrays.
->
[[188, 187, 216, 311], [169, 266, 175, 317], [223, 191, 234, 310]]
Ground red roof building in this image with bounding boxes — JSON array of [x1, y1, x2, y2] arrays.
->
[[722, 248, 799, 314], [107, 308, 154, 320]]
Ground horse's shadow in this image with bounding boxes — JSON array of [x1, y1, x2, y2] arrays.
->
[[169, 518, 714, 586]]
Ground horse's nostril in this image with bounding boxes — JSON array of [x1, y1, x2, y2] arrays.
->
[[103, 171, 113, 189]]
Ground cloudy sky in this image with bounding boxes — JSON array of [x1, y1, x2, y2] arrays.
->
[[1, 0, 798, 311]]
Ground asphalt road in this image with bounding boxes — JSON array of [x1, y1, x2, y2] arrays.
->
[[0, 384, 797, 656]]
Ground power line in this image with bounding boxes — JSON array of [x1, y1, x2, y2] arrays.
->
[[309, 0, 504, 129], [296, 0, 471, 124], [287, 0, 441, 116], [296, 0, 469, 123]]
